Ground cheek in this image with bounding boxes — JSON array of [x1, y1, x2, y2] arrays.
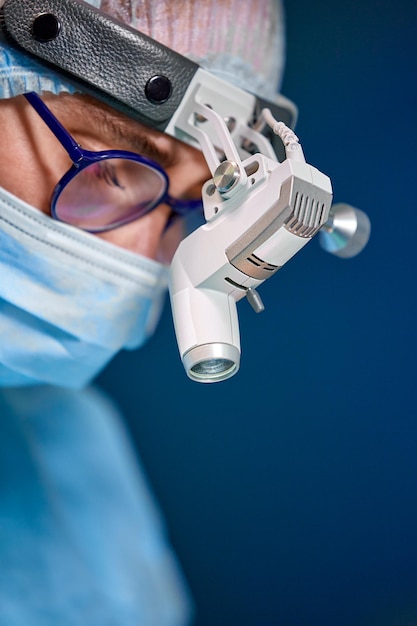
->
[[156, 218, 186, 264], [166, 151, 211, 199]]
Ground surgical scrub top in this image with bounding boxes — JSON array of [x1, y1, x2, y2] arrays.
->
[[0, 385, 191, 626]]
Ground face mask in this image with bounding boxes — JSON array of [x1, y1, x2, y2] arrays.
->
[[0, 187, 168, 388]]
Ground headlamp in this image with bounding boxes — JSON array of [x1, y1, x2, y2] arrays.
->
[[1, 0, 370, 383]]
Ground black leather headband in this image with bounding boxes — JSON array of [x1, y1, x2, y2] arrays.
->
[[1, 0, 199, 129]]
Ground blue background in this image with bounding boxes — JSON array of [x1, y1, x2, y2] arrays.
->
[[98, 1, 417, 624]]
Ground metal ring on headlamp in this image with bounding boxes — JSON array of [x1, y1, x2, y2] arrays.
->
[[182, 344, 240, 383]]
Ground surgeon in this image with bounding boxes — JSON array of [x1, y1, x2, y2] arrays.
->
[[0, 0, 285, 623]]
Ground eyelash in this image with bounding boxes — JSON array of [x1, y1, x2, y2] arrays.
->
[[95, 162, 125, 189]]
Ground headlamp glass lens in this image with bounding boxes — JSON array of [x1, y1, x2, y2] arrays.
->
[[191, 358, 236, 378]]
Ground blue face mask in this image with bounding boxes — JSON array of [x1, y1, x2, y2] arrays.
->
[[0, 187, 168, 388]]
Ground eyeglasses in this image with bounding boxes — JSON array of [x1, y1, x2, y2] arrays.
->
[[24, 92, 203, 233]]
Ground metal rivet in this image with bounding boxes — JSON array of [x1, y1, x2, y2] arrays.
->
[[145, 75, 172, 104], [32, 13, 61, 43]]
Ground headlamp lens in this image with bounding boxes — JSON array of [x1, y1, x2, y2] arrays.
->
[[191, 358, 236, 378]]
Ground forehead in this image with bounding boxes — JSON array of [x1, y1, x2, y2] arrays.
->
[[51, 91, 200, 169]]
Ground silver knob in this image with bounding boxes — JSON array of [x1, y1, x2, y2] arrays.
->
[[213, 160, 240, 193]]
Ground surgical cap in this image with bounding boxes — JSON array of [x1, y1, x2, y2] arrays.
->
[[0, 0, 285, 101]]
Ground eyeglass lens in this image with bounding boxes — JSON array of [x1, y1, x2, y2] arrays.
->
[[54, 158, 167, 231]]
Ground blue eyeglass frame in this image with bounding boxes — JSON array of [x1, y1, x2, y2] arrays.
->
[[23, 91, 203, 232]]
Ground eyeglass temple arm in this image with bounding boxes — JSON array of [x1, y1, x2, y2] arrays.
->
[[24, 92, 84, 164]]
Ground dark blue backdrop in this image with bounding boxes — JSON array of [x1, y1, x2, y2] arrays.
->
[[98, 1, 417, 624]]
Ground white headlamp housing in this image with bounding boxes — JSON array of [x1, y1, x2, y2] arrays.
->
[[167, 71, 332, 382]]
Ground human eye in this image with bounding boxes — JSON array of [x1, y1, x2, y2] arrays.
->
[[90, 160, 125, 189]]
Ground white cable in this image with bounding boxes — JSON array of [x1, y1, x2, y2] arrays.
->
[[261, 108, 305, 162]]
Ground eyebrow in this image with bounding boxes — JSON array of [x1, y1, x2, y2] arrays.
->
[[90, 104, 179, 169]]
